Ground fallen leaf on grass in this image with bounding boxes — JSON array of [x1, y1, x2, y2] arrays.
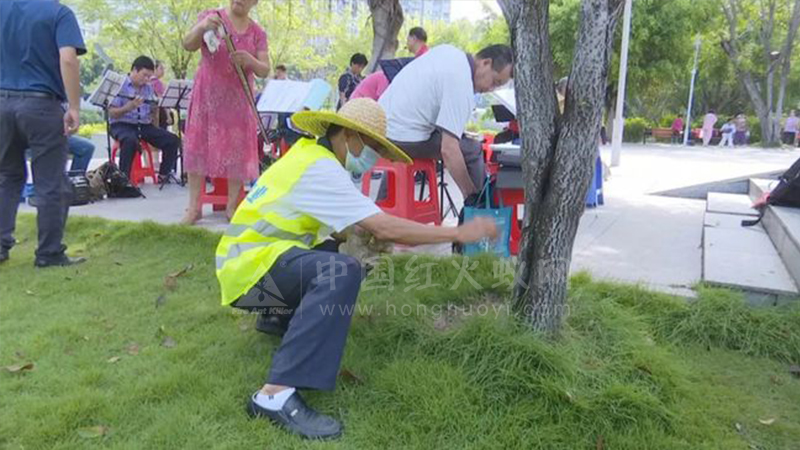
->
[[24, 290, 34, 296], [4, 362, 34, 373], [164, 277, 177, 291], [161, 337, 177, 348], [758, 418, 776, 425], [789, 365, 800, 378], [83, 335, 90, 341], [126, 343, 140, 356], [155, 294, 167, 308], [339, 368, 364, 384], [734, 422, 744, 433], [107, 356, 121, 364], [168, 264, 194, 278], [769, 374, 783, 385], [164, 264, 194, 290], [77, 425, 108, 439]]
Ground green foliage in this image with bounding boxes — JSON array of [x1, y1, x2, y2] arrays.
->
[[77, 123, 107, 138], [71, 0, 215, 79], [746, 115, 762, 144], [79, 110, 104, 127], [623, 117, 650, 142], [660, 115, 678, 128], [79, 45, 108, 92], [2, 217, 800, 449]]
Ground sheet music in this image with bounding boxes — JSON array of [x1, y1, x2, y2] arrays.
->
[[88, 70, 126, 107], [159, 79, 194, 109], [257, 79, 331, 113], [488, 88, 516, 117]]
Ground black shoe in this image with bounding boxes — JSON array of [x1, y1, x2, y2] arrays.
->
[[34, 254, 87, 268], [0, 247, 8, 264], [246, 391, 342, 440], [255, 314, 288, 337]]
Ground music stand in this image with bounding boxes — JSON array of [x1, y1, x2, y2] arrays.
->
[[88, 69, 126, 159], [159, 79, 193, 186]]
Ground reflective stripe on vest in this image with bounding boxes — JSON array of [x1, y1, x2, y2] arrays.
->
[[215, 138, 339, 305]]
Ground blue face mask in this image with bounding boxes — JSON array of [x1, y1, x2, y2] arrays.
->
[[345, 134, 379, 174]]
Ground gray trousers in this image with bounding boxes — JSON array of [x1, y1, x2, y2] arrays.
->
[[0, 95, 71, 258], [232, 246, 362, 391], [391, 130, 485, 193]]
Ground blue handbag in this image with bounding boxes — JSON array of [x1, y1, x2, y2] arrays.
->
[[462, 178, 513, 258]]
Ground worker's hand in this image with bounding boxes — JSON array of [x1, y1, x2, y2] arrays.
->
[[456, 217, 498, 244], [125, 96, 144, 110], [200, 14, 223, 32], [231, 50, 255, 69], [63, 107, 80, 136]]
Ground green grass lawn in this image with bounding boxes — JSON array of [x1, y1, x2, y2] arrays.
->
[[1, 215, 799, 449]]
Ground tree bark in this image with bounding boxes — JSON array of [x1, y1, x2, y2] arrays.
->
[[500, 0, 623, 335], [367, 0, 404, 73]]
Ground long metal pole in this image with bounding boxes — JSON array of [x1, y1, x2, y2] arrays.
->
[[610, 0, 632, 167], [683, 36, 701, 145]]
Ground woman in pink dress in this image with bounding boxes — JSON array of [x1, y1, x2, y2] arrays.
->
[[181, 0, 270, 224], [701, 109, 717, 146]]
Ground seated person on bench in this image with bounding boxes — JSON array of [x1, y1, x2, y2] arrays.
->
[[379, 44, 513, 206], [108, 56, 179, 183]]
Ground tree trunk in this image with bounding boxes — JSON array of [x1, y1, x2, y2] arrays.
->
[[367, 0, 404, 73], [499, 0, 623, 335], [721, 0, 800, 147]]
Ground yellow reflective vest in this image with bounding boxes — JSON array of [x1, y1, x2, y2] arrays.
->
[[216, 138, 339, 305]]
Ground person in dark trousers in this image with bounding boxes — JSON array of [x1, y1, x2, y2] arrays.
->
[[0, 0, 87, 267], [337, 53, 367, 110], [108, 56, 180, 183], [217, 99, 497, 440]]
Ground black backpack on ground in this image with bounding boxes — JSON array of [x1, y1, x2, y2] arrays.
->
[[95, 162, 143, 199], [742, 156, 800, 226]]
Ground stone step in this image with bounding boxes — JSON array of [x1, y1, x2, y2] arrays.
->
[[703, 192, 798, 297], [706, 192, 759, 216], [703, 224, 798, 296], [747, 178, 800, 288]]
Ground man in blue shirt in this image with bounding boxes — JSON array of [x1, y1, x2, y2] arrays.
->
[[108, 56, 179, 182], [0, 0, 86, 267]]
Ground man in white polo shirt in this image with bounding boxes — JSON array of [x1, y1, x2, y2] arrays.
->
[[379, 44, 513, 205]]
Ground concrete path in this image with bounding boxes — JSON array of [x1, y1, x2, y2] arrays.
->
[[18, 142, 800, 296]]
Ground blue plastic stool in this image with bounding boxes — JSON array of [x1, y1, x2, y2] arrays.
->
[[585, 155, 604, 208]]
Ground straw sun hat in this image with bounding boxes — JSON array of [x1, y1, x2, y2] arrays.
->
[[290, 98, 412, 164]]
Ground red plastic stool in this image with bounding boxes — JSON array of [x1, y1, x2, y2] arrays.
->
[[362, 158, 441, 225], [110, 140, 157, 186], [199, 178, 246, 212]]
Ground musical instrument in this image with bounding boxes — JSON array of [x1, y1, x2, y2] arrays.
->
[[114, 93, 159, 106], [214, 11, 271, 157]]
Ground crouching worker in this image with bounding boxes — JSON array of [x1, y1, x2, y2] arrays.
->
[[215, 98, 497, 440]]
